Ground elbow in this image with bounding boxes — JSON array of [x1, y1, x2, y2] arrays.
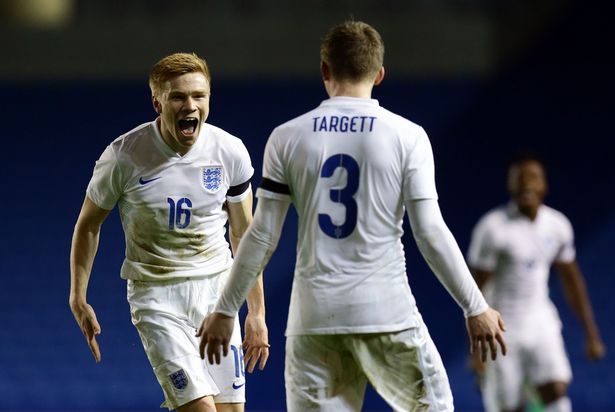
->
[[413, 223, 443, 247], [248, 225, 280, 255]]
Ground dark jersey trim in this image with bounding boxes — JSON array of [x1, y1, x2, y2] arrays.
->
[[227, 179, 251, 197], [260, 178, 291, 195]]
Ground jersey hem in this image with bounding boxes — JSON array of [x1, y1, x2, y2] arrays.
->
[[284, 321, 418, 336], [122, 265, 231, 283]]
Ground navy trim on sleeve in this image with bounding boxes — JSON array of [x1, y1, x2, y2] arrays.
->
[[227, 179, 251, 197], [260, 178, 291, 195]]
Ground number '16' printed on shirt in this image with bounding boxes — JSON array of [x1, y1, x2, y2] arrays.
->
[[167, 197, 192, 229]]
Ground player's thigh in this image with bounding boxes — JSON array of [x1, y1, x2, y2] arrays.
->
[[527, 328, 572, 386], [285, 335, 367, 412], [347, 326, 453, 412], [128, 280, 220, 410], [176, 396, 217, 412], [482, 341, 525, 412], [214, 402, 244, 412], [205, 316, 246, 405]]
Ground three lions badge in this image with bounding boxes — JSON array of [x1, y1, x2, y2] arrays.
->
[[202, 166, 224, 193]]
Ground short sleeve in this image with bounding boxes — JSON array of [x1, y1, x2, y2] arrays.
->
[[257, 128, 292, 202], [402, 128, 438, 201], [228, 138, 254, 188], [467, 216, 498, 271], [226, 183, 252, 203], [86, 145, 123, 210], [555, 215, 576, 263]]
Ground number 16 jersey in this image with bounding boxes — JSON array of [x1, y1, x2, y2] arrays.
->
[[86, 120, 254, 282], [256, 96, 438, 335]]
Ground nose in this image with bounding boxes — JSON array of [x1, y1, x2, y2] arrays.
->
[[184, 97, 197, 111]]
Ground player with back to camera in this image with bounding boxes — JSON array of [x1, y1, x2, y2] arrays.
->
[[199, 21, 508, 411], [467, 153, 605, 412], [69, 52, 270, 412]]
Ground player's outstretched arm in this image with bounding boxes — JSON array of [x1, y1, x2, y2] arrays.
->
[[69, 196, 111, 363], [226, 191, 270, 372], [555, 261, 606, 360], [198, 197, 290, 364], [405, 198, 507, 361]]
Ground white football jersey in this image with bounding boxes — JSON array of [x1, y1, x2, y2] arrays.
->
[[256, 96, 438, 335], [467, 203, 576, 328], [87, 120, 253, 281]]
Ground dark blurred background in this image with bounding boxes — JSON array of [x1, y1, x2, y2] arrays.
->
[[0, 0, 612, 411]]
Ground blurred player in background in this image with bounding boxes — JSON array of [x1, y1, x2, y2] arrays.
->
[[69, 52, 269, 412], [199, 21, 506, 411], [467, 153, 605, 412]]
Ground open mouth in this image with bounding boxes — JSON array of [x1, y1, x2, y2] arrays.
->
[[178, 117, 199, 136]]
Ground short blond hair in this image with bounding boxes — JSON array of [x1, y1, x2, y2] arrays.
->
[[320, 21, 384, 82], [149, 52, 211, 97]]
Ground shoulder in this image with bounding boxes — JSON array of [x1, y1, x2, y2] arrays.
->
[[202, 123, 252, 163], [475, 206, 508, 233], [541, 204, 571, 223], [378, 106, 424, 132], [541, 204, 574, 235], [375, 106, 431, 152], [108, 121, 154, 151], [111, 121, 152, 144], [202, 123, 246, 148], [272, 106, 322, 135]]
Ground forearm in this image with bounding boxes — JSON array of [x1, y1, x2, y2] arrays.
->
[[231, 236, 266, 317], [70, 224, 100, 307], [245, 272, 266, 316], [407, 198, 488, 317], [216, 198, 288, 316], [216, 223, 278, 316], [559, 264, 601, 338], [228, 201, 265, 317]]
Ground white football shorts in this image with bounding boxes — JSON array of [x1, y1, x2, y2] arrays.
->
[[127, 275, 245, 410], [481, 318, 572, 412], [285, 317, 453, 412]]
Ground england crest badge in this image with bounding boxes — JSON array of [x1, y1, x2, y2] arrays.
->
[[201, 165, 224, 193], [169, 369, 189, 390]]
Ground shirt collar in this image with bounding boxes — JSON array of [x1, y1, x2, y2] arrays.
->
[[320, 96, 380, 107]]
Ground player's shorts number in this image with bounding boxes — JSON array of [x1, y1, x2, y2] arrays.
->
[[318, 154, 359, 239], [230, 344, 245, 378], [167, 197, 192, 229]]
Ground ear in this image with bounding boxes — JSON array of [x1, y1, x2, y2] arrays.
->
[[373, 66, 385, 86], [152, 96, 162, 114], [321, 61, 331, 81]]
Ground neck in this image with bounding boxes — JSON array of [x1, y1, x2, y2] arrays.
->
[[518, 204, 539, 221], [326, 80, 373, 99], [157, 118, 190, 156]]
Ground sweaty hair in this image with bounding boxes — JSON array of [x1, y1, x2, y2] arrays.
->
[[149, 52, 211, 97], [320, 21, 384, 82]]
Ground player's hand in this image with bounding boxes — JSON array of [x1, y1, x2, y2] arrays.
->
[[466, 307, 507, 362], [70, 301, 102, 363], [586, 335, 606, 361], [243, 312, 270, 373], [197, 312, 235, 365]]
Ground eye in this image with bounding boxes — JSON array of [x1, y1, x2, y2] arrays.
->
[[168, 93, 186, 101]]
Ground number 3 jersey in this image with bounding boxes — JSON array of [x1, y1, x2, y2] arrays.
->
[[256, 96, 438, 335], [87, 120, 254, 282]]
